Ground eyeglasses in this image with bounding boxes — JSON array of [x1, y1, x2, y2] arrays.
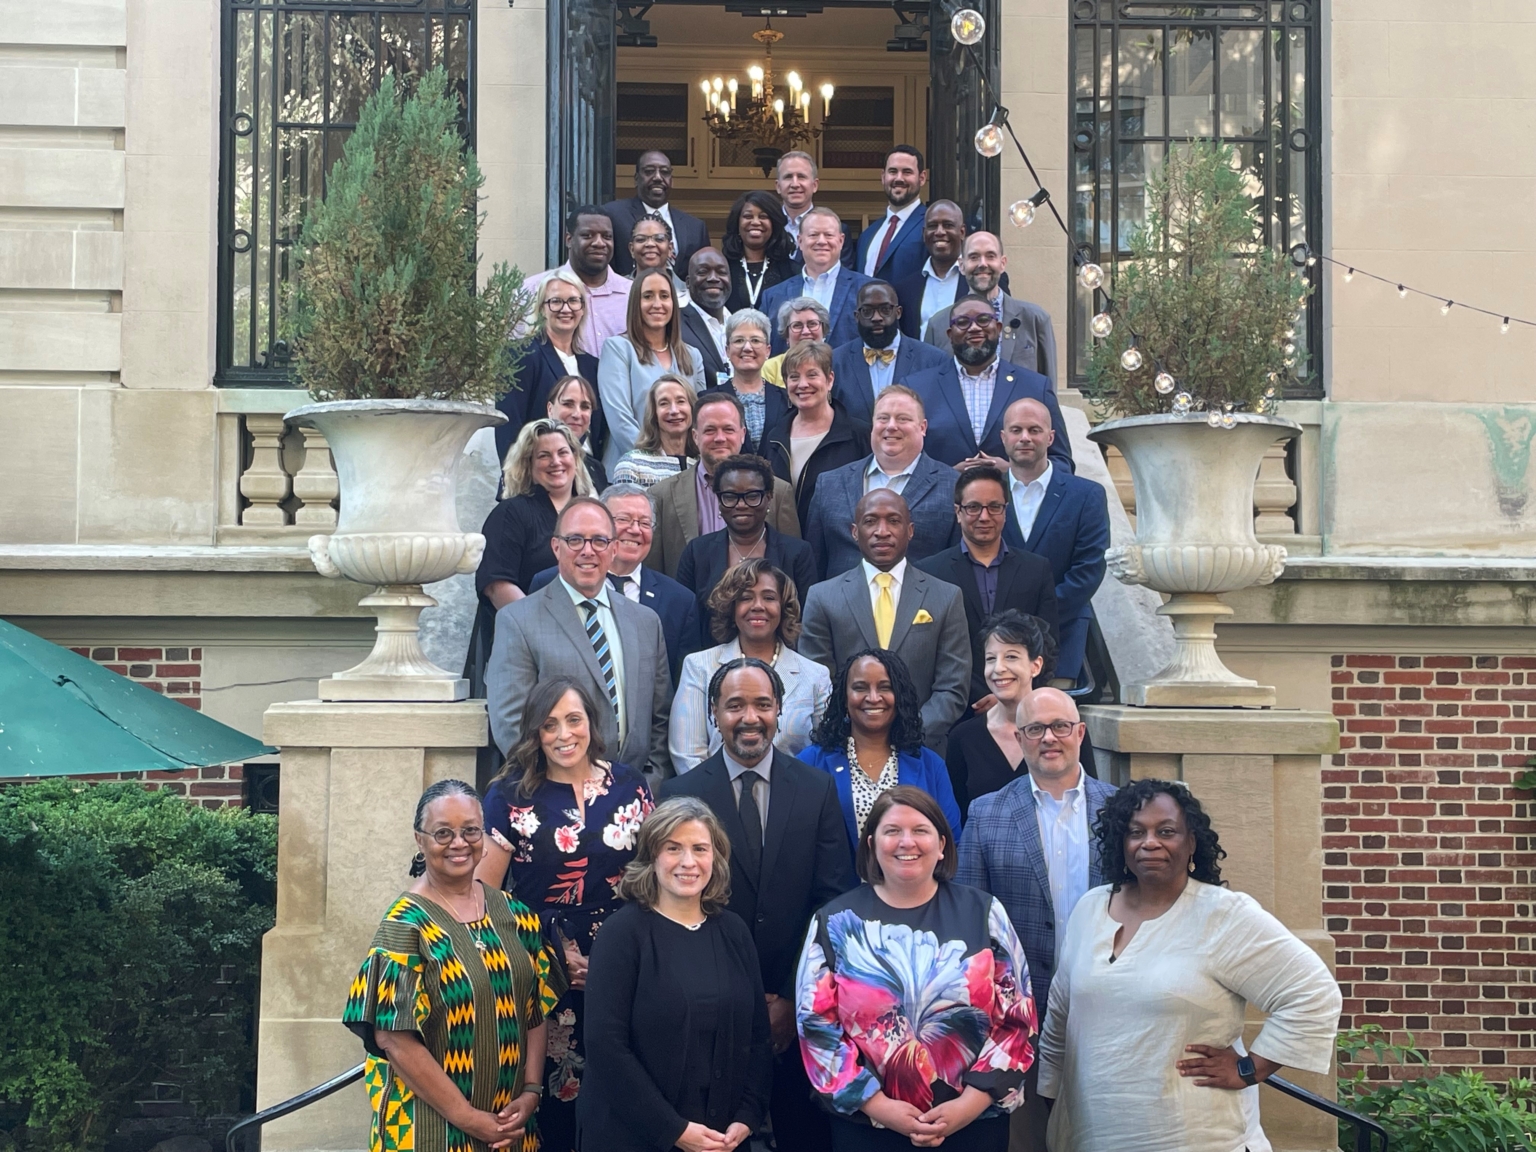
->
[[950, 315, 998, 331], [1020, 720, 1079, 741], [611, 514, 654, 530], [856, 304, 897, 318], [555, 533, 614, 551], [728, 336, 769, 349], [544, 298, 583, 312], [788, 321, 823, 335], [958, 501, 1008, 517], [633, 234, 669, 247], [424, 825, 484, 845], [718, 489, 768, 508]]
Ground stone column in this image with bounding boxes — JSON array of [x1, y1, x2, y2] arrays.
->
[[1081, 706, 1341, 1152], [255, 700, 488, 1152]]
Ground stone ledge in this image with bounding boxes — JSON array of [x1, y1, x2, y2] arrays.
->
[[263, 699, 489, 749], [0, 544, 317, 572], [1081, 705, 1340, 755], [1280, 555, 1536, 582]]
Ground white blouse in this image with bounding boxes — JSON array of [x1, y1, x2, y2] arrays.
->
[[1038, 880, 1341, 1152]]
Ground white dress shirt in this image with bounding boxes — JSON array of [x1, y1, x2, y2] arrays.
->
[[1009, 461, 1054, 541], [558, 576, 627, 742], [802, 263, 841, 311], [609, 569, 644, 604], [691, 303, 728, 362], [859, 557, 907, 618], [918, 258, 964, 334], [863, 452, 920, 495], [863, 199, 923, 276], [954, 357, 999, 445], [1031, 768, 1090, 965], [865, 332, 901, 396]]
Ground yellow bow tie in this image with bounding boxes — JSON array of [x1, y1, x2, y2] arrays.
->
[[863, 347, 896, 367]]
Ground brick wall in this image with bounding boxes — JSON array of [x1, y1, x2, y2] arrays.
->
[[1326, 653, 1536, 1080]]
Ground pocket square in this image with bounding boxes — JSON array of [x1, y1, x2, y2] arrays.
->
[[913, 609, 934, 624]]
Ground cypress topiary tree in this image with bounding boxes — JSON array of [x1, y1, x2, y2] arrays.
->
[[1086, 140, 1310, 419], [286, 67, 527, 402]]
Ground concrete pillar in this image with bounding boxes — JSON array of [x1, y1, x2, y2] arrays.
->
[[255, 700, 488, 1152], [1081, 706, 1341, 1152]]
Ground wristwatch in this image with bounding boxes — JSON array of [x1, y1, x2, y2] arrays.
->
[[1236, 1055, 1259, 1087], [520, 1083, 545, 1099]]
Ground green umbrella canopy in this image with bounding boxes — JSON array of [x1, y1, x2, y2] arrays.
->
[[0, 619, 274, 777]]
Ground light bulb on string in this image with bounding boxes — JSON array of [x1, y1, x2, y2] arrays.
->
[[1344, 268, 1355, 282], [1172, 392, 1192, 415], [1078, 262, 1105, 290], [974, 107, 1008, 158], [1502, 318, 1511, 334], [1154, 371, 1175, 394], [1089, 312, 1113, 339], [950, 7, 986, 45], [1397, 284, 1408, 299], [1441, 301, 1453, 315], [1008, 188, 1050, 229], [1207, 410, 1223, 428], [1221, 411, 1238, 429], [1120, 345, 1143, 372]]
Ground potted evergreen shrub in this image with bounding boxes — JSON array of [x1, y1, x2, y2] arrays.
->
[[1083, 141, 1310, 706], [284, 67, 526, 700]]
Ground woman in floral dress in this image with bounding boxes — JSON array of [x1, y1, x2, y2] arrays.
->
[[477, 677, 654, 1152]]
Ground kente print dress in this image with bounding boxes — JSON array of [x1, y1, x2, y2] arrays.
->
[[483, 762, 653, 1151], [343, 885, 564, 1152], [796, 881, 1037, 1140]]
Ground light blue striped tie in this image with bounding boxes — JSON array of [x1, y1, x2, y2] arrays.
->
[[579, 599, 619, 715]]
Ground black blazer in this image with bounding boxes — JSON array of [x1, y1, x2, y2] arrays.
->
[[496, 338, 603, 461], [726, 256, 797, 314], [761, 400, 872, 529], [916, 543, 1061, 704], [679, 303, 727, 390], [661, 749, 856, 994], [675, 524, 817, 644], [701, 381, 791, 457], [578, 902, 771, 1152], [603, 196, 711, 277]]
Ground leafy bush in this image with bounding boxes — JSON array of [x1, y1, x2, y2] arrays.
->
[[1085, 140, 1310, 418], [0, 781, 277, 1152], [287, 67, 528, 403], [1338, 1026, 1536, 1151]]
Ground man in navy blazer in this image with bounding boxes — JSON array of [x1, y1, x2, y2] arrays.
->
[[829, 280, 949, 426], [803, 384, 960, 580], [906, 294, 1074, 473], [854, 146, 929, 285], [892, 198, 967, 340], [603, 150, 709, 277], [999, 397, 1109, 686], [956, 687, 1116, 1151], [761, 207, 870, 354]]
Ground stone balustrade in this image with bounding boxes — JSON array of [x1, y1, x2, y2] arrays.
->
[[216, 392, 338, 544]]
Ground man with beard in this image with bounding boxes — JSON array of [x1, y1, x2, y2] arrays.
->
[[829, 280, 948, 426], [892, 198, 967, 339], [525, 206, 630, 354], [906, 294, 1074, 473], [604, 150, 710, 276], [661, 657, 854, 1152], [678, 247, 732, 388], [924, 230, 1060, 386], [855, 146, 930, 284]]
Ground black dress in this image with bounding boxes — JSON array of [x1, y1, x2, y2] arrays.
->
[[726, 256, 796, 314], [469, 490, 561, 696], [946, 712, 1100, 824]]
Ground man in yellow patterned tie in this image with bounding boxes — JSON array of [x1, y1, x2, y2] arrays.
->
[[799, 488, 973, 751], [829, 281, 948, 426]]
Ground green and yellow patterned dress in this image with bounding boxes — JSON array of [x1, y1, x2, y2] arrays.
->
[[343, 885, 564, 1152]]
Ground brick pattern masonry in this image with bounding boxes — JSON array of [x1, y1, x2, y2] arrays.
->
[[1327, 654, 1536, 1080]]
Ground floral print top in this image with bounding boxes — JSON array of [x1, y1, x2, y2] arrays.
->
[[796, 881, 1037, 1123]]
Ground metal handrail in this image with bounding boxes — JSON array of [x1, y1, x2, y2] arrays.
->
[[225, 1063, 365, 1152], [1266, 1074, 1390, 1152]]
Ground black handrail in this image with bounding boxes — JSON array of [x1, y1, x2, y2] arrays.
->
[[1266, 1074, 1389, 1152], [225, 1063, 365, 1152]]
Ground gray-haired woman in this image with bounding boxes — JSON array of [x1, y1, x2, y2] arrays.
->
[[714, 308, 790, 456]]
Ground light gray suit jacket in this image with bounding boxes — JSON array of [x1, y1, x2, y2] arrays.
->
[[597, 334, 708, 472], [799, 563, 972, 750], [924, 294, 1059, 387], [487, 580, 672, 778]]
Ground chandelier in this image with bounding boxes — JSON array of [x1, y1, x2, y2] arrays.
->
[[700, 19, 834, 176]]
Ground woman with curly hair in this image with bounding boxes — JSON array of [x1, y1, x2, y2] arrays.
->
[[1037, 779, 1342, 1152], [668, 559, 833, 773], [722, 189, 796, 313], [798, 648, 961, 860]]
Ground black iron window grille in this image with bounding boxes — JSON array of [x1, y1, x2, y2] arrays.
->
[[217, 0, 475, 386], [1069, 0, 1321, 394]]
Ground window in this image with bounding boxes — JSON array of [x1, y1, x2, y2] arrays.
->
[[217, 0, 474, 385], [616, 82, 688, 168], [821, 85, 895, 169], [1069, 1, 1320, 392]]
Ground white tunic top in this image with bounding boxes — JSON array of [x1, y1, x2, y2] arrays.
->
[[1037, 880, 1341, 1152]]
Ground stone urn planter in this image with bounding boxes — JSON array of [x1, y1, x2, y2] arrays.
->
[[286, 399, 506, 701], [1087, 412, 1301, 707]]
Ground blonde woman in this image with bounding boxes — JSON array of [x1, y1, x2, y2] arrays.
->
[[610, 375, 697, 489], [498, 269, 600, 458]]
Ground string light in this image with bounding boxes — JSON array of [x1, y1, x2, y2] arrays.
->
[[1397, 284, 1408, 298], [1502, 318, 1511, 334], [1154, 371, 1176, 394], [1344, 268, 1354, 282], [950, 7, 986, 45], [1089, 312, 1113, 338], [1441, 301, 1452, 316], [1120, 345, 1144, 372]]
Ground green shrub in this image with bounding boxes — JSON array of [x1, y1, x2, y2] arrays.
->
[[1338, 1026, 1536, 1151], [0, 781, 277, 1152], [287, 66, 528, 403]]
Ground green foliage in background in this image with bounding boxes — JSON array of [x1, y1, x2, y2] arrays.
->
[[0, 781, 277, 1152], [287, 67, 528, 402], [1086, 140, 1310, 418], [1338, 1026, 1536, 1152]]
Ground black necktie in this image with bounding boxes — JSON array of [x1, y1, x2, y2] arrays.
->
[[609, 573, 631, 599], [737, 770, 763, 872]]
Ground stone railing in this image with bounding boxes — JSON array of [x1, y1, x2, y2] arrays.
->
[[216, 391, 338, 545]]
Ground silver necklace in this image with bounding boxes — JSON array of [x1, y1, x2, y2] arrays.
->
[[427, 881, 489, 952]]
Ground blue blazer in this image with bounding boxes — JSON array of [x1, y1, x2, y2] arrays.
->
[[1001, 467, 1109, 623], [893, 270, 931, 340], [531, 564, 700, 682], [496, 338, 603, 461], [905, 357, 1075, 474], [829, 333, 949, 426], [761, 268, 873, 355], [803, 451, 960, 580], [798, 743, 963, 861], [855, 202, 928, 285], [955, 771, 1116, 1015]]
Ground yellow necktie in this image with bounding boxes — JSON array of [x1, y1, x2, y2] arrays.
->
[[863, 347, 896, 367], [873, 572, 896, 648]]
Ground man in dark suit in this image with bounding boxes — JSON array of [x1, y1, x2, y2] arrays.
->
[[760, 207, 871, 353], [917, 464, 1059, 704], [906, 294, 1074, 474], [854, 146, 929, 285], [662, 656, 854, 1152], [892, 198, 966, 340], [955, 687, 1116, 1152], [804, 384, 959, 579], [604, 150, 710, 277], [678, 248, 731, 389], [923, 230, 1058, 386], [829, 279, 949, 426], [1000, 397, 1109, 686]]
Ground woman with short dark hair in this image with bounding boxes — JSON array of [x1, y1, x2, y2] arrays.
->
[[796, 785, 1036, 1152]]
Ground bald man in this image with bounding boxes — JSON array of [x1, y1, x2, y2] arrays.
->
[[955, 687, 1116, 1151], [923, 230, 1059, 386]]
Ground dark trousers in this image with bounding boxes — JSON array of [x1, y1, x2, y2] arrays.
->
[[770, 1049, 832, 1152], [831, 1114, 1009, 1152]]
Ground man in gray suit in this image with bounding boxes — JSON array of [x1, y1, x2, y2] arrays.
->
[[800, 489, 971, 750], [487, 497, 672, 778], [803, 384, 960, 580], [923, 231, 1058, 387]]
